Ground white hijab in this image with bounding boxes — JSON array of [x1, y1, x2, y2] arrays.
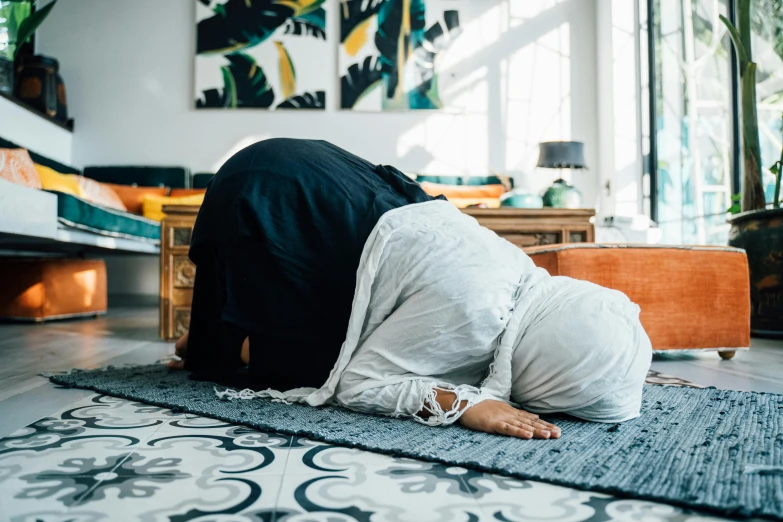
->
[[506, 277, 652, 422]]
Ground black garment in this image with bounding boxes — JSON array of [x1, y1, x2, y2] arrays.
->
[[185, 139, 438, 390]]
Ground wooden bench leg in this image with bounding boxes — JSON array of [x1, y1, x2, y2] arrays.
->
[[718, 350, 736, 360]]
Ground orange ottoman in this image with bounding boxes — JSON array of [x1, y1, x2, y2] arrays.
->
[[524, 244, 750, 358], [0, 258, 107, 321]]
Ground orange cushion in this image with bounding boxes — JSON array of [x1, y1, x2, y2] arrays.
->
[[420, 182, 505, 199], [524, 244, 750, 351], [103, 184, 169, 214], [0, 148, 42, 189], [170, 188, 207, 197], [0, 258, 107, 320]]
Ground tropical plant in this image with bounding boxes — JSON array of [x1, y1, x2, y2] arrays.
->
[[284, 9, 326, 40], [197, 0, 325, 55], [340, 0, 384, 55], [408, 10, 461, 109], [0, 0, 57, 60], [276, 90, 325, 109], [196, 53, 275, 108], [340, 55, 382, 109], [375, 0, 426, 100], [720, 0, 767, 212]]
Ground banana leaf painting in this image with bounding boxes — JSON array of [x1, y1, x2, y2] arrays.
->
[[195, 0, 328, 110], [339, 0, 463, 111]]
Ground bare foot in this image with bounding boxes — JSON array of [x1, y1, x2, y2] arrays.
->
[[459, 399, 561, 440], [166, 331, 189, 370], [240, 337, 250, 365]]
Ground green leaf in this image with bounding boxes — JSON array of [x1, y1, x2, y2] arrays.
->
[[340, 55, 382, 108], [197, 0, 294, 55], [727, 203, 742, 215], [771, 163, 780, 175], [220, 65, 237, 108], [14, 0, 57, 58], [719, 14, 749, 72], [737, 0, 752, 62]]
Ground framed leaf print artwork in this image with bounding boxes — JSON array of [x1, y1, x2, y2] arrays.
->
[[195, 0, 328, 110], [339, 0, 466, 111]]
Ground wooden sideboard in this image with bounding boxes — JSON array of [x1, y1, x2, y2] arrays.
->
[[159, 205, 595, 340], [462, 208, 595, 248], [159, 205, 200, 340]]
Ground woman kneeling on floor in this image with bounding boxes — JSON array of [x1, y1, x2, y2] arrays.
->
[[169, 139, 652, 440]]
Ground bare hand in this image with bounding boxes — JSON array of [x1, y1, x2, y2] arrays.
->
[[459, 399, 561, 440]]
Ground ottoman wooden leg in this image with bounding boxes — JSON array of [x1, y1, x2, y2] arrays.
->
[[719, 350, 736, 360]]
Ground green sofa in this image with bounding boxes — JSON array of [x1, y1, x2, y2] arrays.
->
[[0, 135, 189, 252]]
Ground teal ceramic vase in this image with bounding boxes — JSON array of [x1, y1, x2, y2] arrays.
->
[[542, 178, 582, 208], [500, 190, 543, 208]]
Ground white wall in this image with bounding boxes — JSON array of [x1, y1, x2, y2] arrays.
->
[[36, 0, 600, 206], [0, 95, 73, 165]]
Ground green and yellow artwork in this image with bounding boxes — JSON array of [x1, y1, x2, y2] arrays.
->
[[339, 0, 463, 111], [195, 0, 327, 110]]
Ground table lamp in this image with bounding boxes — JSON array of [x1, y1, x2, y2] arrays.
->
[[537, 141, 586, 208]]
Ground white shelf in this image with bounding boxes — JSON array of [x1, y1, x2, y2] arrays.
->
[[56, 226, 160, 254], [0, 93, 73, 166]]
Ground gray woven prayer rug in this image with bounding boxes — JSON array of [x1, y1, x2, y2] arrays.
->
[[48, 365, 783, 520]]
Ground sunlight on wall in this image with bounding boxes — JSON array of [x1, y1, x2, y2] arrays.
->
[[504, 22, 571, 194], [396, 0, 579, 184], [397, 112, 489, 175], [212, 135, 272, 172]]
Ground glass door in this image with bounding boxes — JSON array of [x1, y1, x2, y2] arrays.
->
[[650, 0, 735, 245]]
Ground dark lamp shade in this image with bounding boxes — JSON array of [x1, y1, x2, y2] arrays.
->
[[536, 141, 587, 169]]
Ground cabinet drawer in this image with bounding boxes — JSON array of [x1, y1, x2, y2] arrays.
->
[[499, 232, 561, 248], [169, 226, 193, 248], [173, 256, 196, 288], [173, 307, 191, 339]]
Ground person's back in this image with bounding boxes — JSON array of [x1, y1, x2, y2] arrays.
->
[[185, 139, 438, 389]]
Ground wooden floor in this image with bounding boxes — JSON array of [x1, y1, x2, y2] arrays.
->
[[1, 300, 782, 438]]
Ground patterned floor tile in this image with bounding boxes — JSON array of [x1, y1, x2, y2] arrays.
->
[[279, 438, 484, 521], [274, 469, 484, 521], [67, 473, 282, 521], [134, 419, 293, 476], [0, 480, 76, 522]]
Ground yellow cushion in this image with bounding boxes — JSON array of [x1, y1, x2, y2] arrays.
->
[[35, 164, 81, 196], [35, 164, 127, 212], [142, 193, 205, 222]]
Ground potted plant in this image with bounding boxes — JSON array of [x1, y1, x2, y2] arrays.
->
[[722, 0, 783, 336], [0, 0, 57, 94]]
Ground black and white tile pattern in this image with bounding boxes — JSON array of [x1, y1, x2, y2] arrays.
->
[[0, 375, 729, 521]]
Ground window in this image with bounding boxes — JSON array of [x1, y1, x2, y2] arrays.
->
[[647, 0, 782, 245], [753, 0, 783, 202], [650, 0, 735, 245]]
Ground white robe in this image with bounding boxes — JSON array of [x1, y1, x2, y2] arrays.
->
[[217, 201, 652, 424]]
